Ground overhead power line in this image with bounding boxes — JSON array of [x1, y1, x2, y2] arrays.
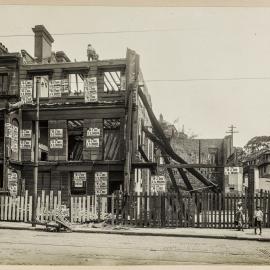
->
[[0, 28, 191, 38], [145, 77, 270, 82]]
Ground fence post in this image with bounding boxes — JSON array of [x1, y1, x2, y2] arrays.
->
[[111, 193, 115, 226], [98, 195, 101, 223]]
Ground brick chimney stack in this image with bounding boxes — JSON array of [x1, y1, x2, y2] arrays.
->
[[32, 25, 54, 62]]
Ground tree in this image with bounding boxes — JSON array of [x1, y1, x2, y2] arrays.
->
[[243, 136, 270, 155]]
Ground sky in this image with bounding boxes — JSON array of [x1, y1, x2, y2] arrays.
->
[[1, 6, 270, 147]]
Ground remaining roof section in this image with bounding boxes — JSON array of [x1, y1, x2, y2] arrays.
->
[[0, 42, 8, 55]]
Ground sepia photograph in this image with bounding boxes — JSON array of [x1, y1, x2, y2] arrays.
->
[[0, 2, 270, 267]]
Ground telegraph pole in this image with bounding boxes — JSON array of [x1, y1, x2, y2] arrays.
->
[[32, 78, 40, 227], [226, 125, 239, 156]]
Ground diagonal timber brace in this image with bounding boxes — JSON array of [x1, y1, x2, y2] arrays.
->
[[138, 87, 218, 192], [143, 126, 192, 192]]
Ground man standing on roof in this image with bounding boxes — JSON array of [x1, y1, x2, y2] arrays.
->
[[87, 44, 99, 61]]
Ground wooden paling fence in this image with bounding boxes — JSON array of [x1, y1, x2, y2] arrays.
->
[[0, 190, 269, 228], [0, 191, 32, 222], [111, 191, 270, 228]]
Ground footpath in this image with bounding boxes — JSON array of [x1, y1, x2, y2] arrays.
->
[[0, 221, 270, 242]]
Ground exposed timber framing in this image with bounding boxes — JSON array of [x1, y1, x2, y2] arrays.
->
[[138, 87, 218, 192]]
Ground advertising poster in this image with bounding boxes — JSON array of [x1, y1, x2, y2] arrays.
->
[[86, 127, 100, 137], [50, 129, 63, 138], [20, 140, 32, 149], [95, 172, 108, 195], [8, 170, 18, 197], [224, 167, 240, 175], [49, 80, 62, 98], [20, 80, 33, 104], [20, 129, 32, 139], [84, 77, 98, 102], [151, 176, 166, 193], [73, 172, 87, 187], [50, 139, 63, 149], [86, 138, 99, 148]]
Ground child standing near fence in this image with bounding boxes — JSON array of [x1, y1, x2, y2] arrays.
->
[[254, 206, 263, 235]]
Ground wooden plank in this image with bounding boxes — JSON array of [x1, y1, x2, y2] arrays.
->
[[82, 197, 86, 223], [37, 196, 41, 222], [57, 190, 61, 208], [0, 196, 4, 220], [218, 193, 222, 229], [53, 196, 57, 221], [4, 196, 8, 221], [230, 194, 233, 229], [20, 196, 24, 221], [28, 196, 32, 222], [11, 197, 15, 221], [7, 196, 12, 221], [210, 193, 213, 228], [267, 192, 270, 228], [70, 197, 74, 223], [16, 197, 20, 221], [233, 194, 237, 229], [49, 190, 53, 221], [41, 190, 45, 223], [24, 191, 28, 223], [86, 196, 90, 222], [78, 197, 82, 223], [45, 195, 49, 221]]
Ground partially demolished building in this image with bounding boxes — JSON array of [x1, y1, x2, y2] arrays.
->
[[0, 25, 155, 204]]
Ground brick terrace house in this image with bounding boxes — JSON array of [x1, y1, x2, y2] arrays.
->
[[0, 25, 155, 204]]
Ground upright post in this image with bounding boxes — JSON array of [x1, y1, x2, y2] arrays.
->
[[32, 78, 40, 227]]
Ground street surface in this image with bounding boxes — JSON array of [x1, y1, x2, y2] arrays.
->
[[0, 229, 270, 265]]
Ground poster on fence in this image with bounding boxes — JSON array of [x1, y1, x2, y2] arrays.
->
[[84, 77, 98, 102], [95, 172, 108, 195], [50, 139, 63, 149], [86, 127, 100, 137], [151, 176, 166, 194], [73, 172, 86, 187]]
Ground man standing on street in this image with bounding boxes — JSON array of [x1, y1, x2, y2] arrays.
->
[[254, 206, 263, 235]]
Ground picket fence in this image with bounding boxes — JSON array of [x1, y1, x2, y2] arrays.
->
[[0, 190, 108, 223], [0, 190, 269, 228]]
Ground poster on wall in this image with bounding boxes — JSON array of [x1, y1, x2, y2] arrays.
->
[[49, 80, 62, 98], [20, 140, 32, 149], [84, 77, 98, 102], [50, 129, 63, 138], [20, 129, 32, 139], [4, 123, 12, 138], [20, 80, 33, 104], [86, 138, 99, 148], [224, 167, 240, 175], [151, 176, 166, 193], [86, 127, 100, 137], [73, 172, 86, 187], [95, 172, 108, 195], [50, 139, 63, 149], [8, 170, 18, 197], [61, 79, 69, 93]]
